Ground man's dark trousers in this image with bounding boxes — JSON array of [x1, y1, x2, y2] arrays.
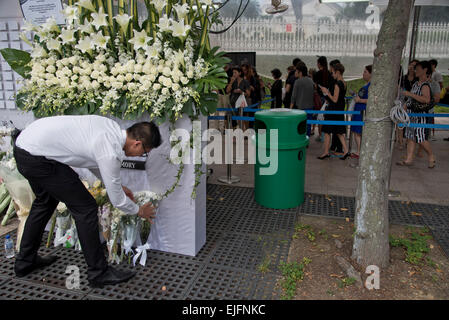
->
[[13, 146, 108, 281]]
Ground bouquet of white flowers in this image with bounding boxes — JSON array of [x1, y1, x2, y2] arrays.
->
[[1, 0, 229, 125]]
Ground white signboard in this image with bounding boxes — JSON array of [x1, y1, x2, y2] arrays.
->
[[19, 0, 65, 25]]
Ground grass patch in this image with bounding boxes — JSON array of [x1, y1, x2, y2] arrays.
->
[[389, 227, 433, 266], [258, 254, 273, 274], [337, 277, 356, 289], [279, 257, 312, 300]]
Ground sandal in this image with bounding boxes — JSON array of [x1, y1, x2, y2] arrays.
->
[[396, 161, 413, 167], [428, 159, 436, 169]]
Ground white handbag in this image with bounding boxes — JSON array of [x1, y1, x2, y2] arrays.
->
[[317, 101, 328, 121], [235, 94, 248, 108]]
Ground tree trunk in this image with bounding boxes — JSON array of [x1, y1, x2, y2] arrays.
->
[[352, 0, 414, 269]]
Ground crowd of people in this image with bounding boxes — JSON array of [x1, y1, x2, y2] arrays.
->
[[216, 56, 447, 166]]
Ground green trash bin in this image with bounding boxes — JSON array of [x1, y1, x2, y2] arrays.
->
[[254, 109, 309, 209]]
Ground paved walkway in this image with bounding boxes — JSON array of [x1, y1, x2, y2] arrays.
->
[[207, 123, 449, 206]]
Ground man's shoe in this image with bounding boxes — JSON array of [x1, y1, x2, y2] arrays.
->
[[88, 266, 136, 288], [15, 255, 58, 277]]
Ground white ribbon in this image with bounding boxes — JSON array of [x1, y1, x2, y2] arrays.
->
[[132, 243, 150, 267]]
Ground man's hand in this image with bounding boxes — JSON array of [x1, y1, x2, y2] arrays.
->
[[137, 203, 157, 224], [122, 186, 135, 202]]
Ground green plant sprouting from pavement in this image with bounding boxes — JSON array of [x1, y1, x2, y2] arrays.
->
[[279, 257, 312, 300]]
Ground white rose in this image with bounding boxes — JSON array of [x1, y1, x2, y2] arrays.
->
[[46, 65, 56, 73], [134, 64, 142, 73], [161, 87, 169, 95], [180, 76, 189, 85], [172, 83, 180, 91], [112, 82, 123, 89], [127, 83, 137, 91], [91, 70, 100, 79], [186, 70, 194, 79], [125, 73, 133, 82], [92, 80, 100, 89], [153, 83, 161, 90], [111, 67, 119, 76], [71, 74, 78, 81], [73, 66, 81, 74], [68, 56, 77, 65], [163, 77, 172, 87], [162, 67, 171, 77], [116, 74, 125, 82], [62, 58, 70, 66]]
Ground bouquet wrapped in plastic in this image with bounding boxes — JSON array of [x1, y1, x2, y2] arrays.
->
[[0, 160, 35, 251]]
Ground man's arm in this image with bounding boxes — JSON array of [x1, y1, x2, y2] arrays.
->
[[96, 155, 139, 215]]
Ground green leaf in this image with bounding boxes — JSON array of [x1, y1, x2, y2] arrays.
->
[[182, 100, 194, 117], [15, 92, 28, 110], [0, 48, 31, 79]]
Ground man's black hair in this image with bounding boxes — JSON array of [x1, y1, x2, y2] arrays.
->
[[271, 68, 282, 79], [292, 58, 302, 67], [429, 59, 438, 67], [127, 121, 162, 149], [296, 64, 308, 77]]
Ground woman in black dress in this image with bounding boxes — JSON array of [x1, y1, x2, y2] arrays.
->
[[317, 63, 350, 160], [268, 68, 283, 108], [226, 67, 250, 129]]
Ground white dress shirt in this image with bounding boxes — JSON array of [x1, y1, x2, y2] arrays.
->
[[16, 115, 139, 215]]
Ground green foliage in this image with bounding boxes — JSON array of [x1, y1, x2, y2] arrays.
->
[[337, 277, 356, 289], [0, 48, 31, 79], [279, 257, 311, 300], [389, 227, 433, 266], [258, 255, 272, 274]]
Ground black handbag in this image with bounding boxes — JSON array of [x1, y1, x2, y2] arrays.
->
[[409, 83, 434, 113]]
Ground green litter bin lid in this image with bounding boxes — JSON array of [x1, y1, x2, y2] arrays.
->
[[255, 108, 308, 149]]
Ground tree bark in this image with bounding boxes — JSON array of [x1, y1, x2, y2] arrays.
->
[[352, 0, 414, 269]]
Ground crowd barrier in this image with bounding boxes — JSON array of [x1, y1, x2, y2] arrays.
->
[[210, 100, 449, 130]]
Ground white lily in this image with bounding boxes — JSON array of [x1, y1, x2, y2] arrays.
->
[[128, 29, 152, 51], [91, 7, 109, 30], [157, 16, 172, 33], [171, 20, 191, 38], [62, 4, 79, 24], [173, 50, 185, 67], [22, 19, 38, 32], [47, 38, 61, 53], [77, 0, 96, 12], [145, 45, 159, 59], [92, 31, 110, 50], [59, 29, 76, 44], [41, 17, 60, 33], [114, 14, 132, 34], [173, 3, 190, 19], [78, 23, 94, 34], [75, 36, 94, 53], [19, 32, 33, 46], [152, 0, 166, 14], [30, 45, 47, 59]]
